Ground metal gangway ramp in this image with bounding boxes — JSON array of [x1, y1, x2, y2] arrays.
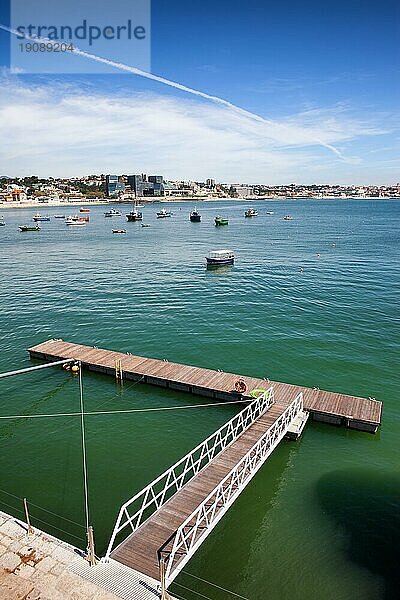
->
[[104, 389, 304, 590]]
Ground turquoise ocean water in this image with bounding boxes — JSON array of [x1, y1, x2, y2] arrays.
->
[[0, 199, 399, 599]]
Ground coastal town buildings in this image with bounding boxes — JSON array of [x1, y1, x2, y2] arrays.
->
[[126, 174, 165, 198], [106, 175, 125, 198], [1, 174, 399, 205], [0, 184, 27, 203]]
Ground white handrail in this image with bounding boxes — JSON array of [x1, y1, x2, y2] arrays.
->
[[105, 388, 274, 558], [160, 392, 303, 586]]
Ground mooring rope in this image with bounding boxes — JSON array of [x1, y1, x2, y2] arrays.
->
[[172, 582, 214, 600], [78, 362, 90, 536], [0, 487, 85, 529], [182, 571, 251, 600], [0, 399, 250, 421], [0, 497, 84, 543]]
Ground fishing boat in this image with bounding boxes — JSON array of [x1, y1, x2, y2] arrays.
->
[[33, 213, 50, 222], [67, 214, 89, 222], [54, 215, 66, 219], [19, 225, 40, 232], [244, 208, 258, 217], [80, 207, 90, 213], [66, 218, 86, 226], [112, 229, 126, 234], [215, 216, 229, 226], [156, 208, 172, 218], [206, 249, 235, 267], [283, 215, 293, 221], [104, 209, 122, 217], [190, 207, 201, 222], [126, 204, 143, 221]]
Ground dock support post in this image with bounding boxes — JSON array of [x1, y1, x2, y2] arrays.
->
[[86, 526, 96, 566], [23, 498, 33, 535], [115, 359, 123, 384], [159, 558, 170, 600]]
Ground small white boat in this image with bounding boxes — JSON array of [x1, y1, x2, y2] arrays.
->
[[245, 208, 258, 217], [104, 209, 122, 217], [266, 211, 274, 215], [283, 215, 293, 221], [66, 218, 86, 226], [156, 208, 172, 218], [33, 213, 50, 222], [66, 214, 89, 222], [206, 249, 235, 267]]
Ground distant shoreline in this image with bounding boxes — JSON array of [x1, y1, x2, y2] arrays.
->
[[0, 196, 398, 210]]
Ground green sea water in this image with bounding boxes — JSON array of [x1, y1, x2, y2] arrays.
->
[[0, 199, 399, 600]]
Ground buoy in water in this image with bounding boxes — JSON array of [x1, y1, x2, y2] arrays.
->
[[71, 364, 80, 374]]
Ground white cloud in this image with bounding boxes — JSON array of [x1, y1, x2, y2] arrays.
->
[[0, 76, 394, 183]]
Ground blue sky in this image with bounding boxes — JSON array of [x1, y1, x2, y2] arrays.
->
[[0, 0, 399, 183]]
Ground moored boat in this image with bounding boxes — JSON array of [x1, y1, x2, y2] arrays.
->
[[112, 229, 126, 234], [190, 207, 201, 222], [215, 216, 229, 226], [283, 215, 293, 220], [80, 207, 90, 213], [104, 209, 122, 217], [66, 218, 86, 226], [126, 204, 143, 221], [156, 208, 172, 218], [19, 225, 41, 232], [244, 208, 258, 217], [33, 213, 50, 222], [67, 214, 89, 222], [141, 223, 150, 228], [266, 211, 274, 215], [206, 249, 235, 267], [54, 215, 65, 219]]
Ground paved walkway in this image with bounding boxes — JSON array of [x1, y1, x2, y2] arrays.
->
[[0, 511, 169, 600]]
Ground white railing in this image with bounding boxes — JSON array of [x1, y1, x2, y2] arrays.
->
[[159, 392, 304, 587], [105, 388, 274, 559]]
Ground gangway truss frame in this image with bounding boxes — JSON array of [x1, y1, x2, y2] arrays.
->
[[159, 391, 304, 586], [105, 388, 274, 559]]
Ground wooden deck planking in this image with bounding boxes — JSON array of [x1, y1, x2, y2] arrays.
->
[[27, 340, 382, 430], [111, 404, 287, 580], [165, 364, 199, 383], [187, 367, 224, 387]]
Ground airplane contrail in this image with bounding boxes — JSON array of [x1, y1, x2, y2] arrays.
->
[[0, 23, 345, 159]]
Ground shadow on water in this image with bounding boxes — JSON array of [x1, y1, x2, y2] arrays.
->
[[317, 468, 400, 600]]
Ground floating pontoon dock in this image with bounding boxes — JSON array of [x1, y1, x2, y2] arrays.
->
[[25, 339, 382, 591], [28, 339, 381, 433]]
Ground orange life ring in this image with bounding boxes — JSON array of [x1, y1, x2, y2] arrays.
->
[[235, 379, 247, 393]]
